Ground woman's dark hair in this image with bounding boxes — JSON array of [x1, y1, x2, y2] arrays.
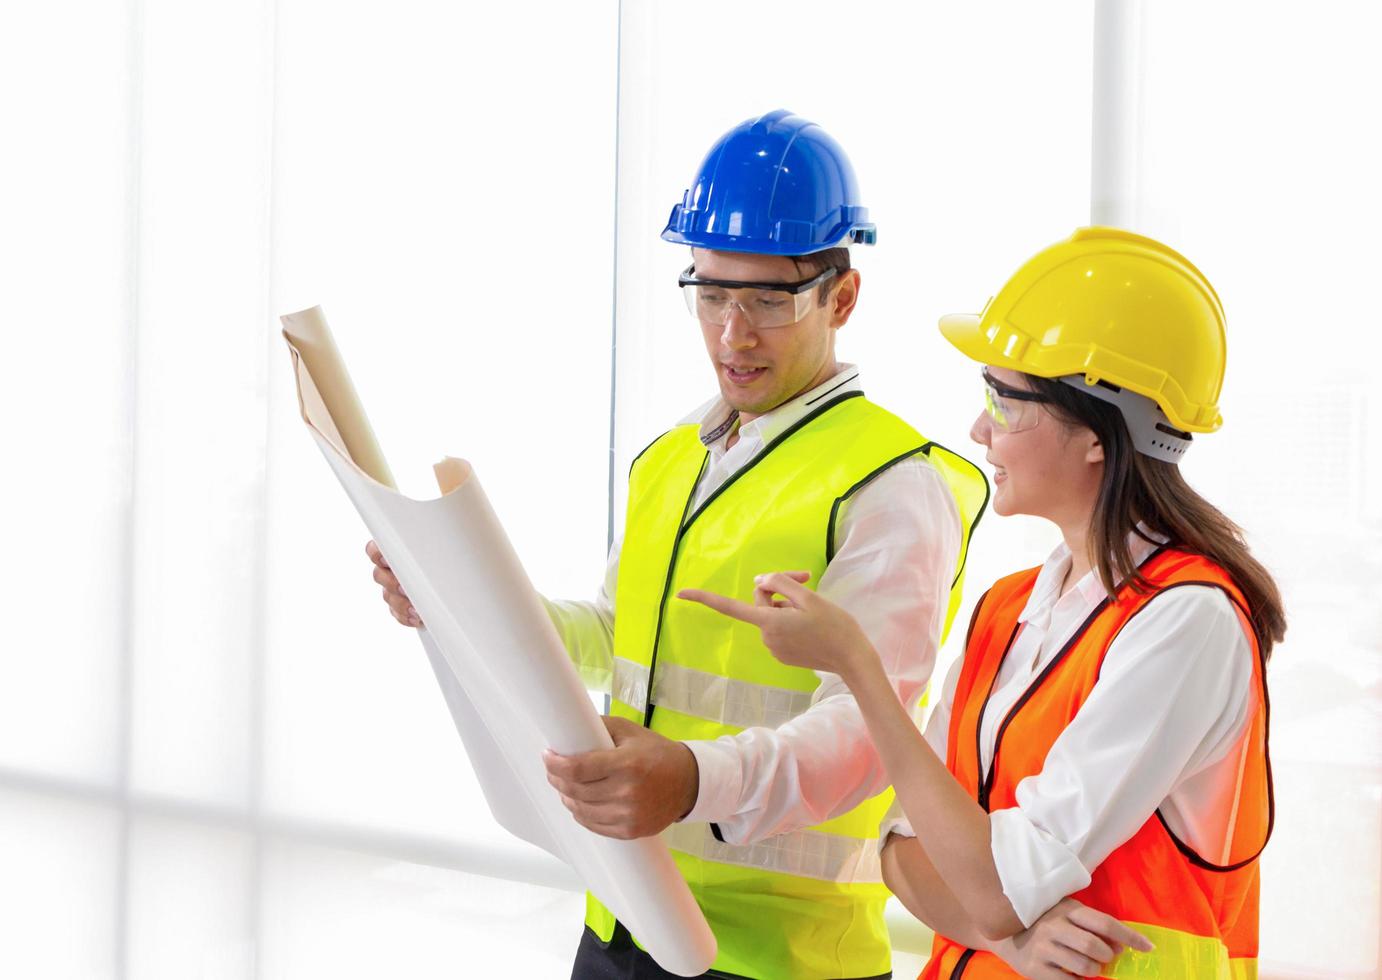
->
[[1026, 375, 1287, 658]]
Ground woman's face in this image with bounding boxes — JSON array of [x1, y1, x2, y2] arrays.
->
[[970, 367, 1104, 524]]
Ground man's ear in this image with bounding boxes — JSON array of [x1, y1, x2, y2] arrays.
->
[[830, 269, 862, 328]]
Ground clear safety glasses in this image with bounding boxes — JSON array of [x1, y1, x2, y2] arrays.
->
[[678, 264, 837, 329], [983, 369, 1049, 433]]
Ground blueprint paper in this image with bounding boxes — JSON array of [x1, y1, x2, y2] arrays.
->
[[281, 306, 716, 976]]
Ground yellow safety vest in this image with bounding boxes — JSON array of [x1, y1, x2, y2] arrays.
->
[[586, 391, 988, 979]]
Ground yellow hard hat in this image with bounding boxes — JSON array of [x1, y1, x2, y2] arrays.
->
[[939, 227, 1226, 434]]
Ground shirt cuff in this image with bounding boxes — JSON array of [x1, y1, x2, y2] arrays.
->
[[989, 806, 1093, 928], [681, 739, 744, 825], [877, 801, 915, 853]]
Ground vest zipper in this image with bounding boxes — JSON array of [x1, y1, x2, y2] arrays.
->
[[641, 454, 709, 728], [973, 621, 1022, 812], [640, 391, 864, 728], [977, 601, 1111, 811], [973, 545, 1170, 808]]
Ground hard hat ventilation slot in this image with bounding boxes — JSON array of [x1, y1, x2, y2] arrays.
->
[[1058, 373, 1193, 464]]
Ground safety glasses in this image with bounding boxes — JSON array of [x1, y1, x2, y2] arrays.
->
[[678, 264, 837, 329], [982, 369, 1048, 433]]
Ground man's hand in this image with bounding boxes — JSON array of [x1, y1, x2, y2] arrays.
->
[[543, 716, 699, 840], [365, 540, 422, 628], [993, 897, 1154, 979]]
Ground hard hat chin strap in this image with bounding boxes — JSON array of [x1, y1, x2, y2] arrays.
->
[[1058, 375, 1193, 464]]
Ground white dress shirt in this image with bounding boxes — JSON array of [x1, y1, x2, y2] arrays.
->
[[543, 365, 962, 844], [899, 532, 1258, 928]]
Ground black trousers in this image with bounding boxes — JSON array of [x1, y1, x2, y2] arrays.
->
[[569, 923, 892, 980], [569, 923, 745, 980]]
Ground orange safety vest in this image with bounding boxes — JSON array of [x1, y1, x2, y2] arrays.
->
[[922, 547, 1272, 979]]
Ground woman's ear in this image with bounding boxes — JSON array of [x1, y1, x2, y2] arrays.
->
[[1086, 436, 1105, 464]]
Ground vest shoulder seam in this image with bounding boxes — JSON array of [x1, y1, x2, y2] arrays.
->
[[628, 424, 700, 478], [824, 443, 931, 561]]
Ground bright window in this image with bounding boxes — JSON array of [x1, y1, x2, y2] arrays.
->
[[1, 2, 1375, 977]]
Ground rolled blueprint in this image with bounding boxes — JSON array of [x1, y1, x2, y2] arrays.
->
[[281, 306, 716, 977]]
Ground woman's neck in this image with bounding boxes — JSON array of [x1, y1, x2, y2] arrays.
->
[[1058, 521, 1096, 596]]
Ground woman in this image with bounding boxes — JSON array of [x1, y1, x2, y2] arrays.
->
[[682, 228, 1283, 978]]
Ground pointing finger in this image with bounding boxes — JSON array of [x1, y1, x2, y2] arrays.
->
[[676, 588, 766, 626]]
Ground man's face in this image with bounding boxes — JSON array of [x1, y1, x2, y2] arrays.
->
[[690, 248, 856, 421]]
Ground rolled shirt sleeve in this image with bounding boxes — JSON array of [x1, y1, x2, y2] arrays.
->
[[989, 586, 1255, 927], [540, 536, 620, 694]]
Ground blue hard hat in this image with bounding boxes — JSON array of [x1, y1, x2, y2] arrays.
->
[[662, 110, 876, 255]]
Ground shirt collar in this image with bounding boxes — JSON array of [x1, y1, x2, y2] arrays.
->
[[680, 364, 863, 451], [1018, 525, 1168, 626]]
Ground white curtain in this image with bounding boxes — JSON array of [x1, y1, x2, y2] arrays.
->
[[1, 1, 614, 976], [2, 1, 1378, 978]]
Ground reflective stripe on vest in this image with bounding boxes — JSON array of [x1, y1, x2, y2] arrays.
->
[[926, 548, 1270, 979], [590, 392, 988, 980], [663, 821, 883, 885], [1102, 922, 1257, 979], [613, 656, 816, 729]]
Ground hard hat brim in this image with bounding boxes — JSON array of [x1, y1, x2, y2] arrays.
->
[[937, 312, 1221, 434], [938, 312, 1020, 371], [661, 227, 856, 256]]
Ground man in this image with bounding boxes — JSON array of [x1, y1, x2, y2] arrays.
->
[[368, 110, 987, 979]]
